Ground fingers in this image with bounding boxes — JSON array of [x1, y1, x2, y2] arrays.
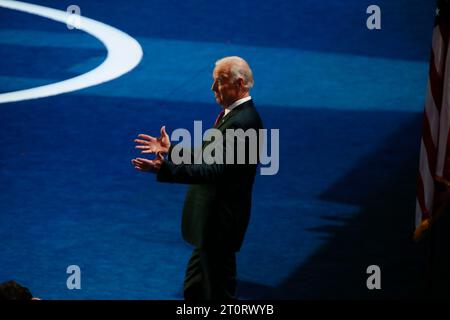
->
[[131, 159, 141, 171], [161, 126, 171, 151], [137, 148, 158, 155], [136, 157, 155, 164], [131, 155, 162, 173], [134, 139, 157, 153], [132, 158, 150, 165], [135, 145, 155, 152], [131, 157, 159, 166], [131, 158, 141, 167], [135, 127, 169, 149], [134, 139, 150, 145], [161, 126, 168, 137], [135, 145, 156, 155], [137, 134, 156, 142], [131, 158, 151, 172]]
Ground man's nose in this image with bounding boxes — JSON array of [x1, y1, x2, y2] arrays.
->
[[211, 81, 217, 91]]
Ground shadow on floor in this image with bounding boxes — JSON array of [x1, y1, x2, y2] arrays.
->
[[237, 113, 436, 299]]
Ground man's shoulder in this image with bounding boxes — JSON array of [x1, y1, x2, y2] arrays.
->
[[234, 101, 263, 129], [218, 99, 263, 131]]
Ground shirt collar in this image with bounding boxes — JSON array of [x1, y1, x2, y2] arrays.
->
[[224, 96, 252, 115]]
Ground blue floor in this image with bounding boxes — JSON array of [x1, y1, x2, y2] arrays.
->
[[0, 0, 435, 299]]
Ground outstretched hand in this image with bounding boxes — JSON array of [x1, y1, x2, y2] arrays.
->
[[131, 152, 164, 173], [134, 126, 171, 155]]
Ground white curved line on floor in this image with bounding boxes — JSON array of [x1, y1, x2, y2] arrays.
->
[[0, 0, 143, 104]]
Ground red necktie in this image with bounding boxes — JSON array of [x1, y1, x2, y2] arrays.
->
[[213, 110, 225, 127]]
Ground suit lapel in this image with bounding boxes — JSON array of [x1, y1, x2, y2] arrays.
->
[[202, 100, 252, 149], [215, 100, 253, 130]]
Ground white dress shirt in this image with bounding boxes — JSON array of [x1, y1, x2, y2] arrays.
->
[[224, 96, 252, 115]]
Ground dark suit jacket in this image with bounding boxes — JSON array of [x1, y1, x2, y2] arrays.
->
[[157, 100, 263, 252]]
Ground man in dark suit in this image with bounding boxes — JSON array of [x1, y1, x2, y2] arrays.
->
[[131, 56, 263, 300]]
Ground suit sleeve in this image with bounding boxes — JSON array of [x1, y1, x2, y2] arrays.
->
[[167, 144, 200, 164], [157, 160, 226, 184], [157, 122, 242, 184]]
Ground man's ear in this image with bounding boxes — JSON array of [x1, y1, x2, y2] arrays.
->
[[237, 77, 245, 89]]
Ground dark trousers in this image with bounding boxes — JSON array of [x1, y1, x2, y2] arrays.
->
[[183, 248, 237, 301]]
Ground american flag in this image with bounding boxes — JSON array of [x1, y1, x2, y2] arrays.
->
[[415, 0, 450, 241]]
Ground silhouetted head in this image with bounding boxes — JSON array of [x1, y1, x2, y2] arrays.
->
[[0, 280, 33, 300]]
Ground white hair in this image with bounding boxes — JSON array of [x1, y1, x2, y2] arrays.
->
[[215, 56, 254, 90]]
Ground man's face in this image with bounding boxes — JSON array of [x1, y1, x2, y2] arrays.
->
[[211, 64, 241, 107]]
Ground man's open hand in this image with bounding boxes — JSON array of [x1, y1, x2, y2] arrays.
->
[[131, 152, 164, 173], [134, 126, 171, 155]]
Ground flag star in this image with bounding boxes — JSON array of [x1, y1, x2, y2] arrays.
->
[[436, 8, 440, 16]]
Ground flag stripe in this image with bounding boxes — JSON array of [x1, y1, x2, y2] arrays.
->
[[422, 111, 437, 176], [416, 199, 424, 226], [416, 170, 429, 219], [429, 51, 443, 111], [415, 0, 450, 234], [425, 81, 440, 145], [436, 52, 450, 179], [432, 27, 445, 73], [419, 139, 436, 214]]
